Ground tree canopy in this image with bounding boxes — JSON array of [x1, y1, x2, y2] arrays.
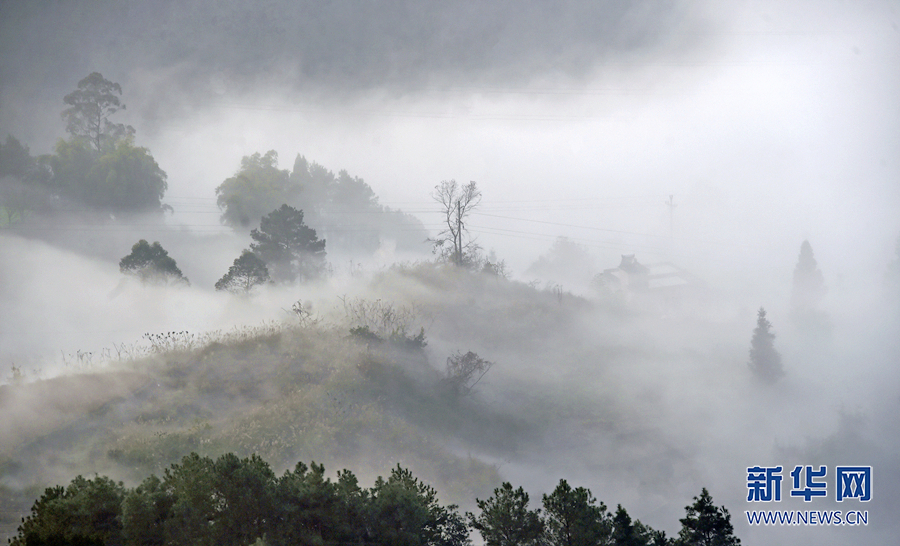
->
[[542, 479, 612, 546], [676, 488, 740, 546], [216, 151, 428, 253], [0, 135, 42, 225], [34, 73, 171, 214], [467, 482, 543, 546], [250, 204, 327, 283], [12, 454, 737, 546], [215, 250, 270, 294], [62, 72, 134, 152], [215, 150, 298, 229], [119, 239, 189, 286], [12, 453, 468, 546]]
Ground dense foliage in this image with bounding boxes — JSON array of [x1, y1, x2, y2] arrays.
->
[[216, 150, 427, 252], [215, 250, 271, 294], [0, 135, 41, 225], [12, 453, 737, 546], [249, 204, 327, 283], [119, 240, 189, 286], [1, 73, 169, 217], [47, 137, 168, 212]]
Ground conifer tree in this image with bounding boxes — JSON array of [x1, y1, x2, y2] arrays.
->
[[790, 240, 826, 314], [748, 308, 784, 384], [676, 488, 740, 546], [215, 250, 270, 294], [250, 204, 326, 283], [119, 239, 189, 286]]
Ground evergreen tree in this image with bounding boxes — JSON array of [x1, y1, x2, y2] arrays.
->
[[368, 465, 469, 546], [611, 505, 642, 546], [467, 482, 543, 546], [10, 476, 125, 546], [675, 488, 740, 546], [215, 250, 270, 294], [790, 240, 826, 314], [747, 308, 784, 384], [119, 239, 189, 286], [542, 479, 612, 546], [250, 204, 327, 283]]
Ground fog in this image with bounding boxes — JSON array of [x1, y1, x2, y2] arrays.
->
[[1, 0, 899, 544]]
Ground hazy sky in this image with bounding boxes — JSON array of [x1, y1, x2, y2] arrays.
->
[[2, 0, 897, 279]]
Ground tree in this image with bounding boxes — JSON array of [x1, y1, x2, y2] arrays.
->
[[216, 150, 299, 229], [467, 482, 543, 546], [207, 453, 277, 546], [675, 488, 740, 546], [611, 505, 642, 546], [747, 308, 784, 384], [62, 72, 134, 152], [50, 74, 171, 214], [790, 240, 826, 314], [0, 135, 40, 224], [46, 137, 169, 213], [431, 180, 482, 267], [119, 239, 190, 285], [215, 250, 270, 294], [160, 452, 218, 546], [250, 204, 327, 283], [368, 465, 469, 546], [542, 479, 612, 546], [324, 169, 382, 251], [271, 461, 347, 546], [10, 475, 125, 546], [88, 138, 169, 212], [121, 475, 172, 546], [442, 351, 493, 399]]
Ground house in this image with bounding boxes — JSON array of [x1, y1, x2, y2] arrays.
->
[[595, 255, 701, 311]]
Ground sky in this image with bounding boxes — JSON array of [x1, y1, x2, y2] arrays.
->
[[1, 1, 899, 543], [2, 0, 896, 280]]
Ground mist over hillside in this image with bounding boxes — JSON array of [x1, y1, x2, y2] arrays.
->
[[2, 1, 899, 544]]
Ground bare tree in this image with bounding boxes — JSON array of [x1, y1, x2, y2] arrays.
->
[[431, 180, 481, 267], [443, 351, 493, 398]]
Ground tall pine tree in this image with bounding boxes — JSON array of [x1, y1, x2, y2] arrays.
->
[[748, 308, 784, 384], [791, 240, 826, 314]]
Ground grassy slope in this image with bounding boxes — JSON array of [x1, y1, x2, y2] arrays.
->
[[0, 262, 738, 540]]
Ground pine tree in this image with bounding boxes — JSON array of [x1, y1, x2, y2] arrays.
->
[[215, 250, 270, 294], [748, 308, 784, 384], [119, 239, 189, 286], [467, 482, 544, 546], [676, 488, 740, 546], [791, 240, 826, 313], [542, 479, 612, 546], [250, 204, 326, 283]]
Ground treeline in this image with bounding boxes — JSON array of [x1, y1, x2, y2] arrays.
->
[[0, 72, 426, 252], [10, 452, 739, 546]]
